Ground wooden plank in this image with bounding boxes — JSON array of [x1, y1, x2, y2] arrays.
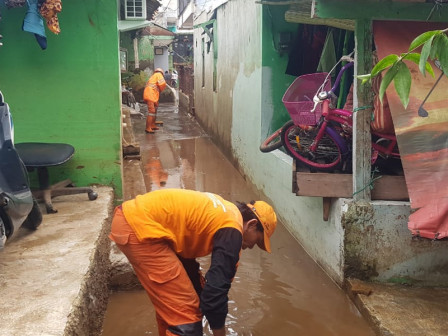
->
[[295, 173, 409, 201], [370, 176, 409, 201], [285, 3, 355, 31], [296, 173, 353, 198], [322, 197, 332, 221], [353, 19, 373, 201], [311, 0, 448, 22]]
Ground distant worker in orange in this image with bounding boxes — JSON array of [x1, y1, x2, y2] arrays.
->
[[109, 188, 278, 336], [143, 68, 167, 133]]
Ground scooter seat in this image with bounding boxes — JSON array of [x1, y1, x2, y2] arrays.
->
[[15, 142, 74, 167]]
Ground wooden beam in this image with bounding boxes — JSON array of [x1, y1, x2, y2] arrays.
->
[[311, 0, 448, 22], [295, 173, 409, 201], [322, 197, 332, 221], [285, 5, 355, 30], [353, 19, 373, 201]]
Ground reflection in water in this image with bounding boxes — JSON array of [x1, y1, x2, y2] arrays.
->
[[144, 146, 168, 190], [103, 110, 374, 335]]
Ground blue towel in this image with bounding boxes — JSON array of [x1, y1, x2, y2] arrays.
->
[[22, 0, 47, 50]]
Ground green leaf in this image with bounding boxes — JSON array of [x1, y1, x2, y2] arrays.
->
[[419, 37, 434, 75], [401, 52, 420, 64], [401, 52, 435, 77], [393, 62, 412, 108], [371, 54, 399, 77], [357, 74, 372, 85], [430, 34, 442, 60], [408, 30, 441, 51], [379, 64, 398, 103], [437, 34, 448, 76]]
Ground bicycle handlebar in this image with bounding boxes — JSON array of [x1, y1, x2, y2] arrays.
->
[[311, 58, 354, 113]]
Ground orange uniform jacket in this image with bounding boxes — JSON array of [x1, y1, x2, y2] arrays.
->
[[143, 72, 167, 103], [122, 189, 243, 257]]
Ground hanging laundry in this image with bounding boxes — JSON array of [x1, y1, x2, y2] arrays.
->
[[5, 0, 26, 8], [317, 29, 337, 74], [39, 0, 62, 35], [22, 0, 47, 50]]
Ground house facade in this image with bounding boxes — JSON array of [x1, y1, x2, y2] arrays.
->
[[192, 0, 448, 286]]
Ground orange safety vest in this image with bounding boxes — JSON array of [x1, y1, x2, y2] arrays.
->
[[143, 72, 167, 103], [122, 189, 243, 258]]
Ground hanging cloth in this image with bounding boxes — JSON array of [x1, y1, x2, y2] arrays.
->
[[316, 29, 337, 74], [39, 0, 62, 35], [22, 0, 47, 50], [5, 0, 26, 8]]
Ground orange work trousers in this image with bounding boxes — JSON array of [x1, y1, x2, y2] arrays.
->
[[109, 207, 202, 336], [147, 100, 158, 115]]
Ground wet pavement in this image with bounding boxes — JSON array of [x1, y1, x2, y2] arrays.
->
[[102, 102, 375, 336], [0, 186, 114, 336]]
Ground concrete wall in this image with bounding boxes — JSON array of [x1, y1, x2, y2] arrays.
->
[[341, 200, 448, 286], [193, 0, 448, 286], [0, 1, 122, 196]]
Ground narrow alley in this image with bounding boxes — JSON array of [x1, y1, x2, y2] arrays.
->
[[102, 102, 375, 336]]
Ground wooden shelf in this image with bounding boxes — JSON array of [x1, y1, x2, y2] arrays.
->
[[294, 172, 409, 201], [293, 170, 409, 221], [295, 172, 409, 201]]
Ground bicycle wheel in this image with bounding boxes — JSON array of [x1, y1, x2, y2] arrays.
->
[[260, 126, 283, 153], [281, 120, 347, 172]]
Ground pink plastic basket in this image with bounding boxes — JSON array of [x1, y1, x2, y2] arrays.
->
[[282, 72, 331, 126]]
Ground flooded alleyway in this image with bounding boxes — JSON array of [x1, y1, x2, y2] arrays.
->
[[102, 102, 375, 336]]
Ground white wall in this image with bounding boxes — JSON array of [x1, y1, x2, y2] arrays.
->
[[154, 47, 169, 74]]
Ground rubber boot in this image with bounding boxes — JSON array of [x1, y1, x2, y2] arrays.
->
[[151, 117, 160, 131], [145, 116, 155, 133]]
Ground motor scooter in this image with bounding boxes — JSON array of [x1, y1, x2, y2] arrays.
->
[[0, 91, 42, 249]]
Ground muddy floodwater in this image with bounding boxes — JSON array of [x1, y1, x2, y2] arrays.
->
[[102, 103, 375, 336]]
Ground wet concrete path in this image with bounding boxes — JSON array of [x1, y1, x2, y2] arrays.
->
[[102, 102, 375, 335]]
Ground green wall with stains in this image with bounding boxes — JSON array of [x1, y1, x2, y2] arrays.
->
[[261, 5, 298, 132], [0, 1, 122, 197]]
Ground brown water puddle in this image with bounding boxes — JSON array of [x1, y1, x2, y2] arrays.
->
[[103, 105, 374, 335]]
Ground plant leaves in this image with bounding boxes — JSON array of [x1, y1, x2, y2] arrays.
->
[[393, 62, 412, 108], [357, 74, 372, 85], [401, 52, 420, 64], [437, 34, 448, 76], [419, 36, 434, 75], [379, 64, 398, 103], [402, 53, 435, 77], [430, 34, 442, 60], [371, 54, 399, 77], [408, 30, 441, 51]]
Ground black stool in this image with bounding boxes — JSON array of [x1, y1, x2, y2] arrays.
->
[[15, 142, 98, 214]]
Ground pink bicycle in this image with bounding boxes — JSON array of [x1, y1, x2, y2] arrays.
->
[[280, 56, 400, 172]]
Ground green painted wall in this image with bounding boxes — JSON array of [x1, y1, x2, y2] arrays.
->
[[0, 1, 122, 196], [261, 6, 298, 133]]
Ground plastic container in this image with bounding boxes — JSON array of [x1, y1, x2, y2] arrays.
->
[[282, 72, 330, 126]]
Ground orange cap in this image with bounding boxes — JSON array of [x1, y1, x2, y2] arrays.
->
[[247, 201, 277, 253], [154, 68, 164, 74]]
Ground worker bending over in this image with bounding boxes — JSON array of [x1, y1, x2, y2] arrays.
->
[[109, 188, 277, 336]]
